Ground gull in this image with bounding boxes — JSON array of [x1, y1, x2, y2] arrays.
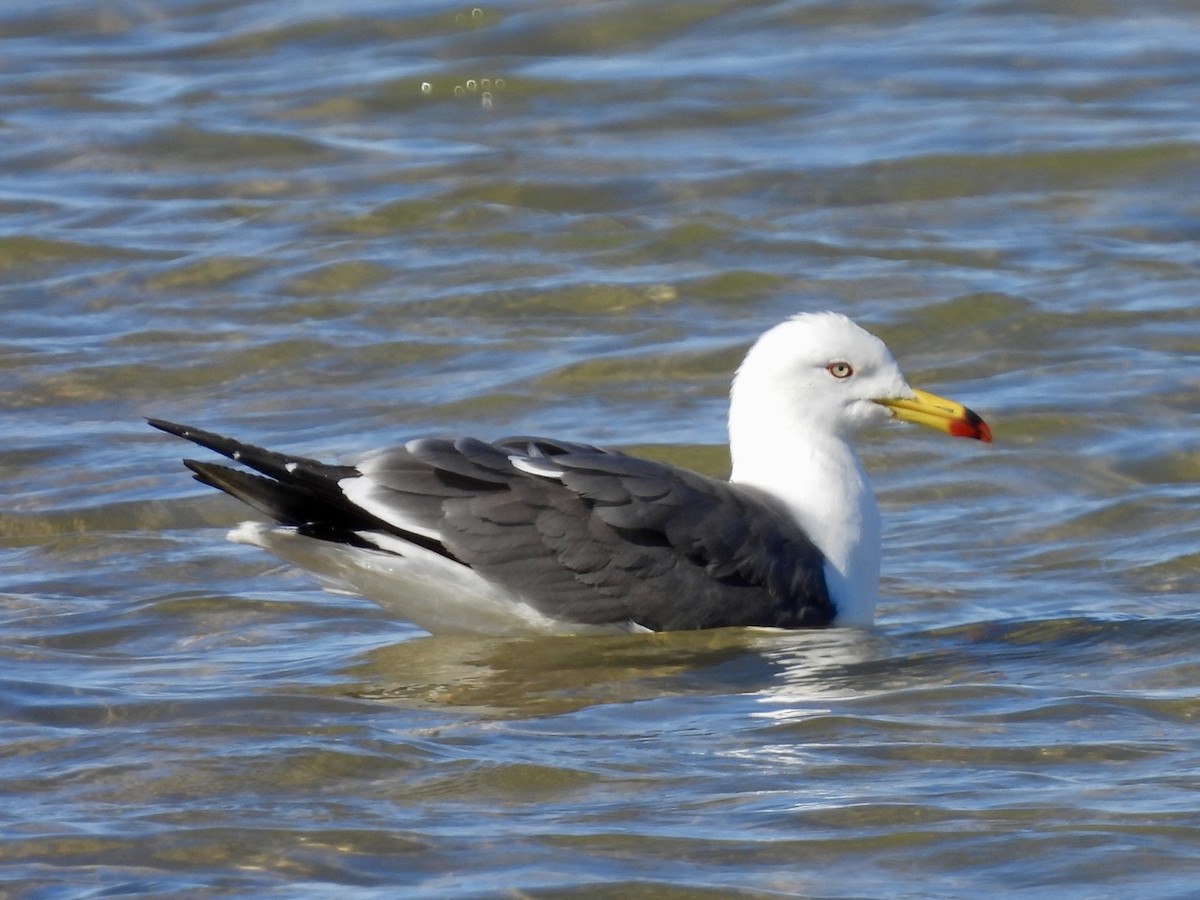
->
[[150, 312, 990, 634]]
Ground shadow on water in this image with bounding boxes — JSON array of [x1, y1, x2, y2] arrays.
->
[[330, 612, 1200, 722], [334, 626, 891, 716]]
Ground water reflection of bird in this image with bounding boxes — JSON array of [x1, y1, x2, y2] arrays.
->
[[151, 312, 990, 635]]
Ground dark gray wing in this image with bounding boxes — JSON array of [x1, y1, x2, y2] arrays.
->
[[335, 434, 834, 630], [150, 421, 835, 630]]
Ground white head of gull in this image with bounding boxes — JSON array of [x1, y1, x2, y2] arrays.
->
[[728, 312, 988, 625], [149, 312, 990, 636]]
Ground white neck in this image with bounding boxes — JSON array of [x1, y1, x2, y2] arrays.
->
[[728, 394, 880, 626]]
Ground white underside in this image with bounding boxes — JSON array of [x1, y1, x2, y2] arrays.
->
[[228, 522, 648, 636], [732, 439, 881, 627]]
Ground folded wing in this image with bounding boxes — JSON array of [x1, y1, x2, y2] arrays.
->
[[150, 420, 834, 631]]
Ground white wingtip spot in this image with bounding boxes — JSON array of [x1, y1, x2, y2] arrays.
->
[[285, 462, 298, 473]]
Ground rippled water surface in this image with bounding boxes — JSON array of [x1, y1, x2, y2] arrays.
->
[[3, 1, 1199, 896]]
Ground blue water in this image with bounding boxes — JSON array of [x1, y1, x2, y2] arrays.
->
[[2, 1, 1199, 896]]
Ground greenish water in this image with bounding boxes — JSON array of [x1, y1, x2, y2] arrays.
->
[[2, 1, 1199, 896]]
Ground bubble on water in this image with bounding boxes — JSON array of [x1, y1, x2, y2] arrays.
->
[[420, 82, 432, 95], [454, 85, 465, 97], [480, 78, 492, 89], [481, 91, 493, 110], [494, 78, 506, 90], [466, 79, 478, 92], [646, 284, 678, 303], [471, 7, 483, 18]]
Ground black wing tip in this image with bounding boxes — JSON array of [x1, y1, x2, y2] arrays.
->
[[181, 458, 257, 499], [181, 458, 305, 526], [149, 418, 278, 469], [181, 456, 222, 482], [148, 418, 231, 451], [147, 417, 194, 438], [149, 417, 245, 465]]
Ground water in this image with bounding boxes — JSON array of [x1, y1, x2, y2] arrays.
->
[[2, 0, 1199, 896]]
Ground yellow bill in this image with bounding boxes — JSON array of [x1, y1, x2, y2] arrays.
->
[[878, 389, 992, 442]]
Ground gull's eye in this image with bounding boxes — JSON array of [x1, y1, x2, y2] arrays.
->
[[826, 361, 854, 379]]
